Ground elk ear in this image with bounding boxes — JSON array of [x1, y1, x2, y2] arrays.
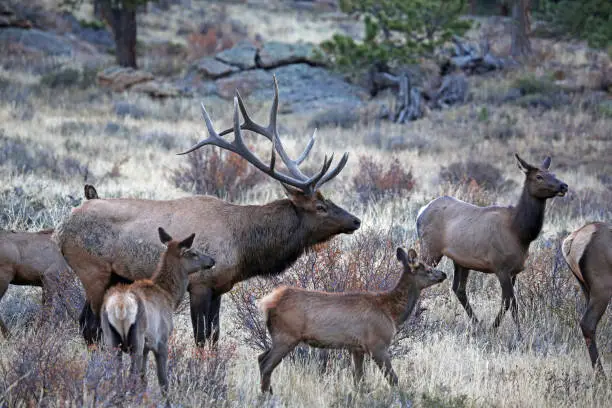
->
[[396, 247, 408, 265], [179, 233, 196, 249], [158, 227, 173, 244], [84, 184, 98, 200], [541, 156, 551, 170], [515, 154, 534, 174]]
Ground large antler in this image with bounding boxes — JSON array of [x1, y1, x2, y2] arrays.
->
[[179, 76, 349, 195]]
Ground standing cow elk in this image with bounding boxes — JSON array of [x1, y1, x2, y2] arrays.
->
[[417, 154, 568, 335], [257, 248, 446, 393], [101, 227, 214, 394], [562, 222, 611, 376], [0, 229, 76, 336], [54, 78, 361, 345]]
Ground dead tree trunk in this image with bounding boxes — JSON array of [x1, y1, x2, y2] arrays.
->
[[99, 0, 139, 68], [511, 0, 532, 57]]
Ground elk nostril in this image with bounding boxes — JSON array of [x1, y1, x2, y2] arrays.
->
[[353, 218, 361, 228], [561, 183, 568, 191]]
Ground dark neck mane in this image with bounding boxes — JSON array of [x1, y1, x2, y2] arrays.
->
[[235, 199, 311, 281], [380, 273, 420, 326], [152, 253, 187, 308], [510, 185, 546, 247]]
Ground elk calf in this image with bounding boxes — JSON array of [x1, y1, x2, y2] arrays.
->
[[562, 222, 611, 376], [257, 248, 446, 393], [0, 229, 74, 336], [101, 227, 215, 394]]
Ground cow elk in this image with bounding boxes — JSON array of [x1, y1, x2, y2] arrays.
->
[[562, 222, 611, 376], [0, 229, 76, 336], [54, 77, 361, 346], [417, 154, 568, 335], [101, 227, 215, 394], [257, 248, 446, 393]]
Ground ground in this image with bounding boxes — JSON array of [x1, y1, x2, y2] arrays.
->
[[0, 1, 610, 407]]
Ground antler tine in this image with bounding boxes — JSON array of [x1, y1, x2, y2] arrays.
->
[[295, 129, 317, 166], [230, 96, 312, 190], [304, 153, 334, 192], [177, 103, 237, 155], [314, 152, 349, 191]]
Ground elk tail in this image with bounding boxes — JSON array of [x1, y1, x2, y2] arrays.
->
[[257, 287, 286, 320], [104, 292, 138, 350]]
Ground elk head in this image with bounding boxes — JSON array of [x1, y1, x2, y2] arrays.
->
[[515, 154, 568, 199], [178, 76, 361, 241], [158, 227, 216, 273], [396, 247, 447, 289]]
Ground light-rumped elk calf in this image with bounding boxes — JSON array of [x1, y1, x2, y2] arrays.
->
[[101, 227, 215, 394], [54, 78, 360, 346], [562, 222, 611, 376], [417, 154, 568, 335], [0, 229, 75, 336], [257, 248, 446, 393]]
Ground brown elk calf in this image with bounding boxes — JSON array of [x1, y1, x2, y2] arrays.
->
[[257, 248, 446, 393], [101, 227, 215, 394], [417, 154, 568, 335], [0, 229, 74, 336], [562, 222, 611, 376]]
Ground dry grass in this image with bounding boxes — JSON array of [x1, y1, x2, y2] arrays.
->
[[1, 4, 611, 407]]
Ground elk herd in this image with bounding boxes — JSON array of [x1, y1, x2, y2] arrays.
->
[[0, 78, 610, 398]]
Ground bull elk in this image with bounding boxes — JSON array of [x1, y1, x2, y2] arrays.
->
[[0, 229, 75, 336], [417, 154, 568, 335], [562, 222, 611, 376], [257, 248, 446, 393], [53, 78, 361, 345], [101, 227, 215, 394]]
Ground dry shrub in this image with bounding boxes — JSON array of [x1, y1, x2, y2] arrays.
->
[[439, 161, 503, 191], [172, 146, 265, 200], [229, 227, 427, 359], [0, 322, 86, 407], [352, 155, 415, 204], [517, 237, 582, 334], [439, 179, 495, 207], [166, 339, 233, 404]]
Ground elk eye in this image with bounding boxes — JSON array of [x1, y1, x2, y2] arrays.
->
[[316, 204, 327, 213], [536, 175, 543, 181]]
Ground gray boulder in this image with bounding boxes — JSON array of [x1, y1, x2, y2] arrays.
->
[[257, 41, 317, 68], [215, 40, 257, 70], [252, 63, 365, 113], [0, 28, 72, 56], [194, 57, 239, 79], [214, 69, 269, 99]]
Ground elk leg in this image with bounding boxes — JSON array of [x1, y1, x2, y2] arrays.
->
[[189, 285, 212, 347], [141, 348, 150, 385], [0, 277, 11, 338], [79, 301, 103, 345], [259, 341, 296, 393], [371, 348, 398, 386], [452, 263, 478, 323], [154, 345, 169, 396], [580, 297, 608, 375], [206, 292, 222, 345], [352, 350, 365, 386], [493, 274, 520, 336]]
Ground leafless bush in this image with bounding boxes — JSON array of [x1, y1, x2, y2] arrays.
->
[[439, 161, 503, 191], [0, 322, 86, 407], [352, 155, 416, 204], [229, 227, 428, 362], [172, 146, 265, 200], [0, 188, 77, 230], [0, 130, 89, 179]]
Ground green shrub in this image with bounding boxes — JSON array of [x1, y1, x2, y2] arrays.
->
[[536, 0, 612, 49], [320, 0, 471, 79], [512, 75, 560, 95]]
